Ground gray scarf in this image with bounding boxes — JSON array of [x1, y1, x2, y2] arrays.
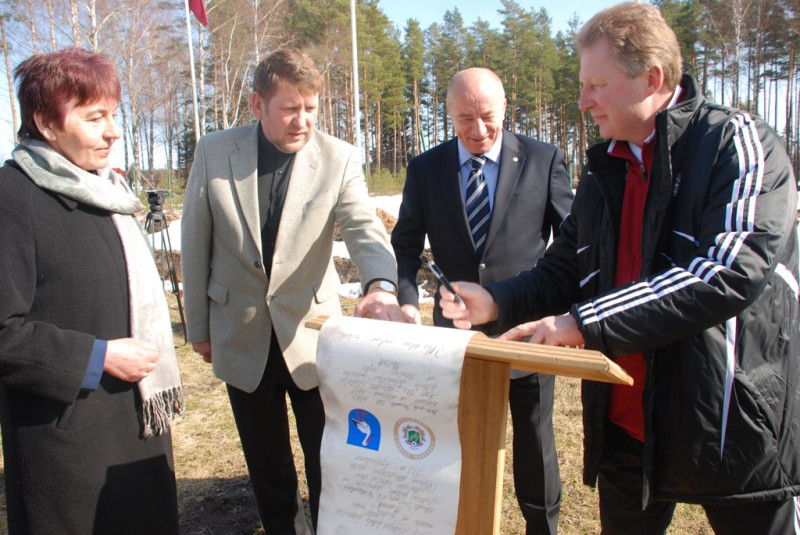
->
[[12, 139, 184, 437]]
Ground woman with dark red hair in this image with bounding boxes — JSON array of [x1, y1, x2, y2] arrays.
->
[[0, 48, 183, 534]]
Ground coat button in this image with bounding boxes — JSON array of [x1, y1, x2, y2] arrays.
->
[[478, 263, 486, 271], [267, 295, 273, 304], [254, 260, 262, 268]]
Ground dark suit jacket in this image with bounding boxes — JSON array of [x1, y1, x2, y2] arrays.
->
[[391, 132, 574, 331]]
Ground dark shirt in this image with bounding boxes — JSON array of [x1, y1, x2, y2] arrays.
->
[[257, 125, 295, 278]]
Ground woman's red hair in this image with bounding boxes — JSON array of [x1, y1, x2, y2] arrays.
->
[[14, 48, 121, 140]]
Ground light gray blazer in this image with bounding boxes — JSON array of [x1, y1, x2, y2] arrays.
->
[[181, 123, 397, 392]]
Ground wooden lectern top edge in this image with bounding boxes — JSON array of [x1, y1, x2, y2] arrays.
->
[[304, 315, 633, 385], [305, 316, 328, 330]]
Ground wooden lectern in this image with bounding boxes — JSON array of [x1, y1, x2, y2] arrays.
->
[[306, 317, 632, 535]]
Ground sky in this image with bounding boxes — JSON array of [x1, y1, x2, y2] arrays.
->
[[379, 0, 621, 36], [0, 0, 622, 166]]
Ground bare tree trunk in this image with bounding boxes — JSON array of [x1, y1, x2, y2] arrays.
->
[[413, 77, 420, 155], [442, 82, 450, 139], [701, 52, 708, 95], [88, 0, 98, 51], [795, 68, 800, 172], [402, 114, 408, 167], [127, 61, 142, 179], [536, 72, 542, 139], [345, 70, 352, 143], [70, 0, 80, 45], [392, 112, 400, 173], [222, 60, 230, 129], [363, 85, 370, 178], [752, 0, 766, 114], [326, 69, 333, 135], [375, 95, 382, 171], [432, 73, 438, 144], [120, 104, 131, 185], [44, 0, 57, 51], [137, 121, 147, 181], [213, 42, 220, 131], [795, 64, 799, 171], [164, 95, 174, 172], [26, 0, 38, 53], [148, 110, 155, 172], [787, 42, 795, 159], [773, 61, 780, 128], [510, 66, 518, 133], [198, 24, 206, 136], [1, 15, 18, 143], [731, 0, 742, 106], [252, 0, 258, 68]]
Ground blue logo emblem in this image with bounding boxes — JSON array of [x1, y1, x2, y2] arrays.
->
[[347, 409, 380, 451]]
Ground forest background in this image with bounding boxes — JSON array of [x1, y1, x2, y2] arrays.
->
[[0, 0, 799, 191]]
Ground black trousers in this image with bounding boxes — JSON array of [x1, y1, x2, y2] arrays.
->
[[227, 334, 324, 535], [509, 372, 562, 535], [599, 421, 798, 535]]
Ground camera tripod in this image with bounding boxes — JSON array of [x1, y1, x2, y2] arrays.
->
[[144, 193, 187, 343]]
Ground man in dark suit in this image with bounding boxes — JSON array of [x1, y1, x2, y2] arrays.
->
[[390, 67, 574, 534]]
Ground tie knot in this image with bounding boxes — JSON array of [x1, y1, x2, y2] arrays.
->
[[471, 155, 486, 170]]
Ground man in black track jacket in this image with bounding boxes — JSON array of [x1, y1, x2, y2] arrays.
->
[[440, 2, 800, 534]]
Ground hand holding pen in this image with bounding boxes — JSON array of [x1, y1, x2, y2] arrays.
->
[[423, 257, 464, 306], [423, 257, 500, 330]]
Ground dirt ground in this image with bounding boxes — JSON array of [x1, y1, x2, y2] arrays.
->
[[334, 208, 437, 297], [179, 476, 263, 534]]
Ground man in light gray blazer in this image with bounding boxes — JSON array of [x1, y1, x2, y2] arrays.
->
[[182, 49, 403, 535]]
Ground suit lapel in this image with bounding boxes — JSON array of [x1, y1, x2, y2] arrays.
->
[[230, 124, 262, 254], [279, 130, 320, 229], [270, 130, 322, 284], [485, 132, 524, 252]]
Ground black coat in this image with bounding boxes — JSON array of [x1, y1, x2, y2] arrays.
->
[[391, 132, 574, 332], [0, 163, 178, 534], [489, 75, 800, 505]]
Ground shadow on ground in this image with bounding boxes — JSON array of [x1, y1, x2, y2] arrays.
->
[[179, 477, 313, 535], [179, 477, 263, 535]]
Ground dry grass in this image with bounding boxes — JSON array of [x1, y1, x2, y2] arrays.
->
[[0, 295, 711, 534]]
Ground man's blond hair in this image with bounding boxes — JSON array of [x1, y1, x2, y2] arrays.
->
[[578, 1, 682, 89], [253, 49, 323, 101]]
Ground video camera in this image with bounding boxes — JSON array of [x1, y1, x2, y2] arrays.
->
[[146, 189, 169, 213]]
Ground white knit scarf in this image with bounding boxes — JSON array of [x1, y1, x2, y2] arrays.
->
[[12, 138, 184, 437]]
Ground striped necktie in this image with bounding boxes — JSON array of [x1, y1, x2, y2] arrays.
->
[[465, 155, 491, 257]]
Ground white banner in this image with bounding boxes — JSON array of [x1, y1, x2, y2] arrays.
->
[[316, 316, 473, 535]]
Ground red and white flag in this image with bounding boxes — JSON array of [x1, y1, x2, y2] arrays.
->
[[188, 0, 207, 26]]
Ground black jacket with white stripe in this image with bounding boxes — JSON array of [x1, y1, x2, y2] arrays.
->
[[489, 75, 800, 506]]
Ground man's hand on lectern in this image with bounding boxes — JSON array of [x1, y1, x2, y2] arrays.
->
[[354, 288, 406, 322], [499, 313, 585, 348], [400, 304, 422, 325]]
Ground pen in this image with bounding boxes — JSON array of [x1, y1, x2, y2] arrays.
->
[[423, 257, 465, 306]]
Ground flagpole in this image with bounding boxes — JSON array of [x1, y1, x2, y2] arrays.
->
[[184, 0, 201, 143], [350, 0, 361, 156]]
